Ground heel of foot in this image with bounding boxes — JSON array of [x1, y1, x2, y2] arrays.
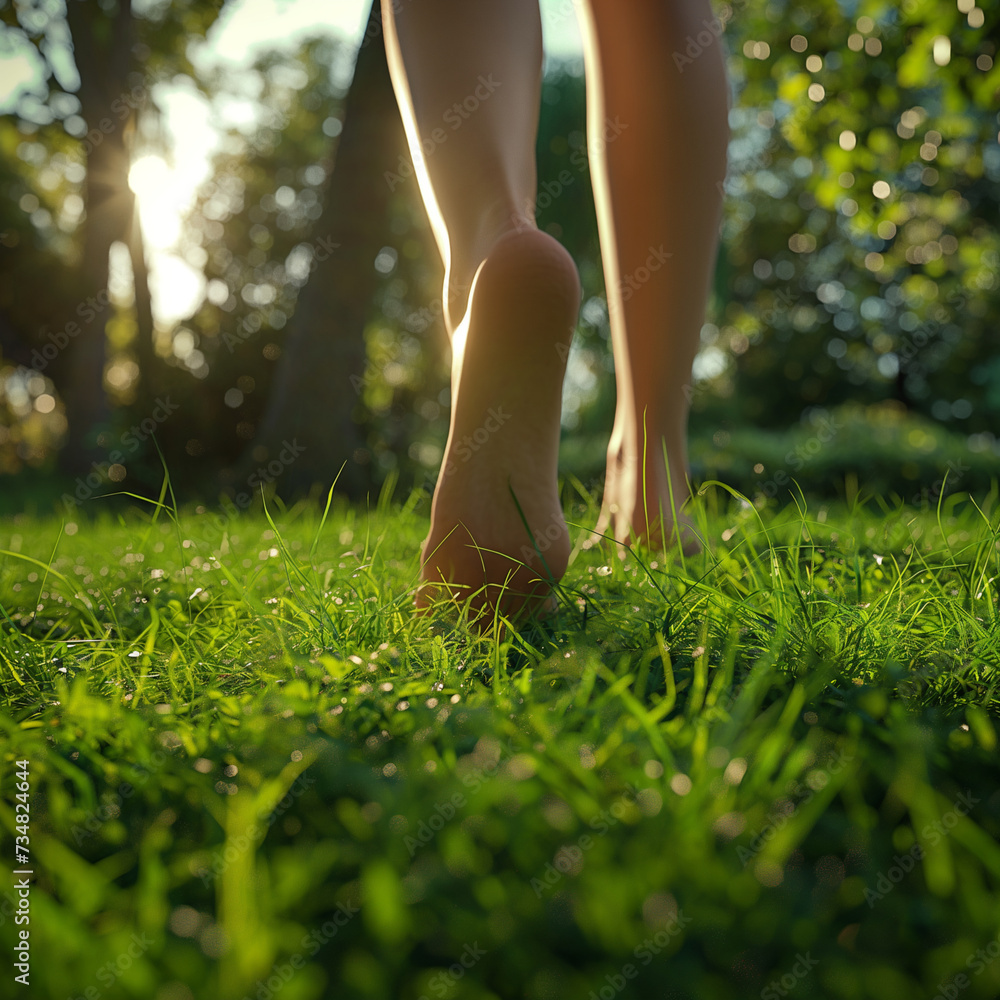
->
[[419, 228, 578, 628], [484, 228, 580, 297], [470, 229, 581, 345]]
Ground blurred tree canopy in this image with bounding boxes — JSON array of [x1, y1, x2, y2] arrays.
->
[[0, 0, 997, 501], [714, 0, 999, 433]]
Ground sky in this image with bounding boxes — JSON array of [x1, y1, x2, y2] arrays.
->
[[2, 0, 586, 326], [203, 0, 585, 66]]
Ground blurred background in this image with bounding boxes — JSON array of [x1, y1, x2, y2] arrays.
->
[[0, 0, 998, 511]]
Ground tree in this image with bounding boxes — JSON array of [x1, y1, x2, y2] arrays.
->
[[60, 0, 144, 473], [233, 0, 412, 498], [0, 0, 222, 475], [701, 0, 1000, 433]]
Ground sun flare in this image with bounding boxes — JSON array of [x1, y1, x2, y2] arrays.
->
[[127, 153, 206, 324], [128, 154, 183, 251]]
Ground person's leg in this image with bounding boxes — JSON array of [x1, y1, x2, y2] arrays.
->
[[579, 0, 729, 552], [382, 0, 582, 620], [382, 0, 541, 335]]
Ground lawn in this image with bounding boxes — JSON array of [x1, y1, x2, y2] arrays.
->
[[1, 481, 999, 1000]]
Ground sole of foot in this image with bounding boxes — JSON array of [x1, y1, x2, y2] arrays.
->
[[416, 227, 581, 626]]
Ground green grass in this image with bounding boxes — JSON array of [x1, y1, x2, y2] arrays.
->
[[1, 480, 999, 1000]]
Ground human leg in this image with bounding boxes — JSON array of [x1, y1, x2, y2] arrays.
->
[[382, 0, 582, 620], [579, 0, 729, 552]]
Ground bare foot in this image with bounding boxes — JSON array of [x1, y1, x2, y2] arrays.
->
[[593, 437, 703, 557], [417, 227, 581, 623]]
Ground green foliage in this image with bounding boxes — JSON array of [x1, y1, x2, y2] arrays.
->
[[1, 491, 1000, 998], [157, 36, 354, 477], [0, 0, 226, 473], [1, 0, 999, 494], [711, 0, 1000, 435], [692, 399, 1000, 502]]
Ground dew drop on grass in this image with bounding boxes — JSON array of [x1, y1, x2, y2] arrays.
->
[[754, 860, 784, 887], [712, 812, 746, 839], [170, 906, 202, 938], [638, 788, 663, 816], [724, 758, 748, 785], [670, 773, 693, 796]]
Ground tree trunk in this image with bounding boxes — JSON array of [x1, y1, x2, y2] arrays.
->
[[237, 0, 408, 499], [60, 0, 153, 474], [129, 200, 157, 387]]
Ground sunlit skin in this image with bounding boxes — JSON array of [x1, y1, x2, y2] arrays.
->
[[382, 0, 729, 622]]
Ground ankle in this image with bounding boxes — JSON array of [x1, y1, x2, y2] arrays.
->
[[446, 207, 538, 330]]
